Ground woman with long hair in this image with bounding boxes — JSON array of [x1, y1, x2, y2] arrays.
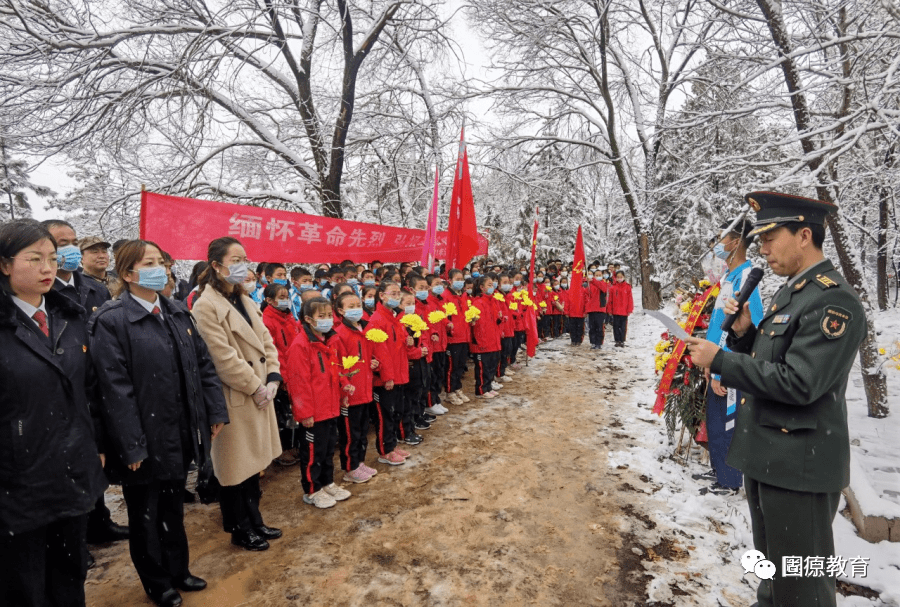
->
[[191, 237, 283, 551]]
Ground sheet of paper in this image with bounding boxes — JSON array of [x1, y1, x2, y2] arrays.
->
[[645, 310, 690, 341]]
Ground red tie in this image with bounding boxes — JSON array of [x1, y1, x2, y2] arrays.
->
[[32, 310, 49, 337], [152, 306, 161, 315]]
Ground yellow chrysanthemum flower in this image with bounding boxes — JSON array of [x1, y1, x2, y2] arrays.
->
[[427, 310, 447, 324], [539, 301, 547, 308], [400, 314, 429, 334], [365, 328, 388, 343], [443, 302, 458, 316], [699, 279, 711, 288], [509, 302, 519, 311], [341, 356, 360, 370], [493, 292, 505, 302], [680, 302, 692, 313], [879, 348, 886, 355], [465, 306, 481, 322]]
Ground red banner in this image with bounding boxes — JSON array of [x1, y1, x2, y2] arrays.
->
[[139, 191, 488, 264]]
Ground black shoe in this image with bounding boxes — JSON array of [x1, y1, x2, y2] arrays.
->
[[150, 588, 183, 607], [403, 434, 423, 446], [174, 575, 207, 592], [699, 483, 740, 496], [231, 528, 269, 551], [87, 522, 130, 544], [254, 525, 283, 540], [691, 470, 717, 482], [414, 420, 431, 430], [422, 413, 438, 422], [183, 489, 196, 503]]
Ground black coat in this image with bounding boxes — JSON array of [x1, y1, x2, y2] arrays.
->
[[88, 291, 229, 484], [0, 289, 108, 535], [52, 269, 111, 320]]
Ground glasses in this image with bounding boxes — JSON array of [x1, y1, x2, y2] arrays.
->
[[14, 256, 59, 270]]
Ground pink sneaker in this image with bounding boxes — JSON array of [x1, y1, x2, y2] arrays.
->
[[360, 463, 378, 477], [377, 452, 405, 466], [343, 467, 371, 484], [394, 447, 411, 458]]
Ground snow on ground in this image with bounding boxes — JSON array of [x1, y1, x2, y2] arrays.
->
[[606, 298, 900, 606]]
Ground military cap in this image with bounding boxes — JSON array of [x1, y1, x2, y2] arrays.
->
[[79, 235, 111, 251], [744, 191, 836, 237]]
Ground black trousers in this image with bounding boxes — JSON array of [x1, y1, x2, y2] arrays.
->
[[473, 351, 499, 395], [612, 315, 628, 343], [219, 473, 264, 533], [406, 358, 428, 422], [514, 331, 526, 363], [274, 388, 299, 452], [0, 514, 89, 607], [745, 477, 841, 607], [298, 417, 338, 495], [568, 316, 585, 344], [338, 403, 370, 472], [428, 351, 447, 407], [122, 478, 189, 598], [499, 337, 515, 377], [445, 343, 469, 393], [553, 315, 564, 336], [587, 312, 605, 346], [371, 386, 400, 455], [537, 315, 550, 338], [85, 494, 114, 543]]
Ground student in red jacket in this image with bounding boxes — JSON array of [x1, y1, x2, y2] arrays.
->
[[425, 274, 450, 415], [366, 282, 411, 465], [469, 276, 502, 399], [442, 269, 471, 406], [398, 288, 430, 442], [509, 272, 527, 369], [549, 278, 565, 338], [333, 292, 379, 484], [260, 283, 302, 463], [609, 270, 634, 347], [585, 269, 610, 349], [361, 285, 377, 320], [562, 275, 588, 345], [494, 273, 516, 382], [284, 297, 354, 509]]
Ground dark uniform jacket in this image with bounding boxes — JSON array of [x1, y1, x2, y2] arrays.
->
[[0, 289, 107, 535], [52, 269, 111, 319], [710, 259, 865, 493], [87, 292, 229, 484]]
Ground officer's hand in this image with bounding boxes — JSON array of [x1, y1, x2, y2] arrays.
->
[[723, 297, 753, 337], [684, 337, 719, 369], [128, 460, 143, 472], [301, 416, 315, 429], [710, 377, 727, 397], [211, 423, 225, 439]]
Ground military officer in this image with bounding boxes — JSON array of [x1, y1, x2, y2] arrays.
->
[[686, 192, 866, 607]]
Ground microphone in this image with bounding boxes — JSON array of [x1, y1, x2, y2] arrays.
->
[[720, 267, 764, 333]]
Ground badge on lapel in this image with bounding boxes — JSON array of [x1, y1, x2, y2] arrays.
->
[[772, 315, 791, 324], [821, 306, 851, 339]]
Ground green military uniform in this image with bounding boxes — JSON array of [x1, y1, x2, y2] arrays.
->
[[708, 192, 866, 607]]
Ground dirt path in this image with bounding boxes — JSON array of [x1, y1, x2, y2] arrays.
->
[[86, 339, 691, 607]]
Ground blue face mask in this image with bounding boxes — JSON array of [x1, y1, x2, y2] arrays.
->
[[713, 242, 731, 260], [314, 318, 333, 333], [486, 286, 495, 295], [451, 280, 465, 291], [513, 280, 521, 287], [500, 284, 512, 293], [56, 245, 82, 272], [319, 278, 328, 286], [343, 308, 364, 322], [386, 297, 401, 309], [472, 272, 481, 278], [364, 298, 375, 308], [347, 278, 359, 286], [272, 278, 288, 286], [363, 279, 376, 286], [134, 266, 168, 292], [299, 283, 314, 292], [276, 299, 291, 310], [466, 289, 473, 296], [415, 290, 429, 301], [432, 285, 445, 296], [404, 305, 416, 315]]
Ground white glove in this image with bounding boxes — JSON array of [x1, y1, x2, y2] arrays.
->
[[265, 381, 280, 402], [252, 384, 268, 407]]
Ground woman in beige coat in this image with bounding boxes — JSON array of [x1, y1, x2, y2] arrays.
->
[[191, 236, 283, 552]]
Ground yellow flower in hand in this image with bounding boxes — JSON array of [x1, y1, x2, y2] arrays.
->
[[443, 302, 458, 316], [428, 310, 447, 324], [539, 301, 547, 308], [342, 356, 360, 370], [680, 302, 691, 313], [509, 302, 519, 311], [493, 292, 505, 302], [699, 279, 711, 288], [365, 328, 388, 343], [400, 314, 429, 334], [465, 306, 481, 322]]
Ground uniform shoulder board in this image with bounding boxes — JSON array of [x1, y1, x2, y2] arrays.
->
[[814, 274, 839, 289]]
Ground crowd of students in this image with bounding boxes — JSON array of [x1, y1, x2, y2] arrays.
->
[[0, 217, 635, 607]]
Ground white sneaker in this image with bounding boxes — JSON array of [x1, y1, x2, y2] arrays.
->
[[455, 390, 471, 403], [445, 392, 461, 405], [498, 376, 511, 383], [323, 483, 351, 501], [505, 369, 516, 376], [487, 390, 500, 397], [425, 405, 446, 416], [434, 404, 449, 414], [492, 382, 503, 390], [477, 391, 497, 399], [303, 489, 336, 509]]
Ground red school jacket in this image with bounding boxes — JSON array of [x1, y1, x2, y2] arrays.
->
[[334, 319, 374, 406], [506, 290, 525, 333], [399, 309, 429, 362], [492, 291, 515, 338], [366, 304, 410, 386], [442, 289, 471, 345], [262, 304, 300, 366], [585, 278, 609, 314], [563, 286, 590, 318], [468, 294, 502, 354], [284, 325, 348, 423], [547, 288, 564, 315], [425, 294, 449, 353], [608, 281, 634, 316]]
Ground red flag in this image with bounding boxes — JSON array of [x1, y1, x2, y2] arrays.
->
[[526, 209, 540, 357], [420, 166, 439, 269], [569, 226, 586, 315], [446, 125, 479, 270]]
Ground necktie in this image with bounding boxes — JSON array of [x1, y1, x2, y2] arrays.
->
[[32, 310, 49, 337], [152, 306, 161, 315]]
